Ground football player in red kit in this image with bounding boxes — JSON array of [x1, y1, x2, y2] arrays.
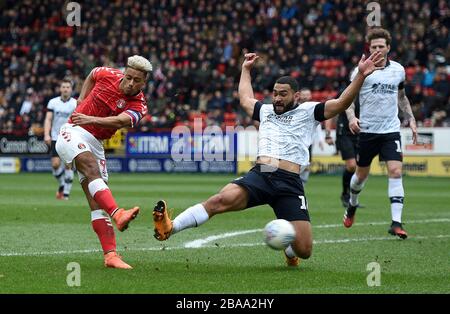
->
[[56, 55, 151, 269]]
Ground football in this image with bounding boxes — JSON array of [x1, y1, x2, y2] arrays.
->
[[263, 219, 296, 250]]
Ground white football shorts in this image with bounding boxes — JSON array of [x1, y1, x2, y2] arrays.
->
[[56, 123, 108, 183]]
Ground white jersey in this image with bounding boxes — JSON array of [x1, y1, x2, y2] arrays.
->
[[47, 96, 77, 140], [254, 101, 323, 167], [350, 60, 405, 134]]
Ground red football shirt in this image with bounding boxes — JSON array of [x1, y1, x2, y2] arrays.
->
[[70, 67, 148, 140]]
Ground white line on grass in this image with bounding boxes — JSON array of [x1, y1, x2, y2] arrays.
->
[[2, 234, 450, 257], [184, 218, 450, 248], [1, 219, 449, 257]]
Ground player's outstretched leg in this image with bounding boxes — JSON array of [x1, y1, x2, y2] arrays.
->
[[88, 178, 140, 232], [153, 184, 249, 241]]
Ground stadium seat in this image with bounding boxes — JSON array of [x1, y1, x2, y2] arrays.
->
[[224, 112, 237, 127]]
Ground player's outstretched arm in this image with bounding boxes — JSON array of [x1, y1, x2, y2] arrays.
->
[[398, 88, 418, 144], [238, 53, 260, 117], [71, 112, 132, 129], [323, 51, 384, 120], [77, 70, 96, 105]]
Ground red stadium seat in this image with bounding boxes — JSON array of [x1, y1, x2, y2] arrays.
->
[[224, 112, 237, 127], [311, 91, 321, 101], [313, 60, 323, 69]]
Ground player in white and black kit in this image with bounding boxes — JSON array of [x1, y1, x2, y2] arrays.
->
[[152, 51, 384, 266], [343, 28, 418, 239], [44, 78, 77, 200]]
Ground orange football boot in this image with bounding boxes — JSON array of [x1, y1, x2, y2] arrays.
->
[[113, 207, 140, 232], [152, 200, 173, 241], [104, 251, 132, 269], [284, 252, 300, 267]]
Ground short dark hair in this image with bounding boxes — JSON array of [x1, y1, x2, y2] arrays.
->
[[366, 27, 392, 46], [275, 76, 299, 92]]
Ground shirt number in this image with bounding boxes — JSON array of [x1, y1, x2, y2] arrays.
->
[[298, 195, 307, 210]]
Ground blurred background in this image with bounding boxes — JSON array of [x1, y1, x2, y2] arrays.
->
[[0, 0, 449, 176]]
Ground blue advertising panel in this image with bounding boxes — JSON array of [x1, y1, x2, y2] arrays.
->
[[126, 132, 237, 161], [20, 157, 236, 174]]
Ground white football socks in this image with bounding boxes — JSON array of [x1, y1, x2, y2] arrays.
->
[[284, 245, 297, 258], [388, 177, 404, 223], [172, 203, 209, 234], [349, 174, 367, 206], [63, 169, 74, 196]]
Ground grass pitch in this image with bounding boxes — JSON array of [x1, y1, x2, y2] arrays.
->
[[0, 172, 449, 294]]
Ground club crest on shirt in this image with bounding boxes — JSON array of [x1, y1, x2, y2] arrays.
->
[[116, 99, 126, 109], [78, 143, 86, 149]]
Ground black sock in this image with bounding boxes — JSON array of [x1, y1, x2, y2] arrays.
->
[[342, 169, 354, 195]]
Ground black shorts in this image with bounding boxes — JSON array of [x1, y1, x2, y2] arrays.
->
[[336, 134, 358, 161], [357, 132, 403, 167], [50, 141, 60, 158], [232, 164, 310, 221]]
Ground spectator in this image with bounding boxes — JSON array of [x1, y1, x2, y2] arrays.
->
[[0, 0, 448, 133]]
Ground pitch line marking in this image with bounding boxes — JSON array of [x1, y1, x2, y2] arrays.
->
[[0, 218, 449, 257], [1, 234, 450, 257], [183, 218, 450, 248]]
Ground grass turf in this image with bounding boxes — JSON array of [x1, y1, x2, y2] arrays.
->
[[0, 173, 449, 293]]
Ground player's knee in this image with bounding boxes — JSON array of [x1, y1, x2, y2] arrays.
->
[[356, 171, 368, 182], [295, 245, 312, 259], [81, 161, 101, 180], [51, 160, 60, 169], [346, 163, 356, 173], [389, 168, 402, 178], [293, 241, 312, 259]]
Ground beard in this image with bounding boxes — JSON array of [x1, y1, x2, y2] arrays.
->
[[273, 100, 296, 115]]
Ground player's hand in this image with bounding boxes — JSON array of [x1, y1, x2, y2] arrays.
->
[[357, 51, 385, 77], [71, 112, 94, 126], [349, 117, 361, 134], [242, 53, 259, 70]]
